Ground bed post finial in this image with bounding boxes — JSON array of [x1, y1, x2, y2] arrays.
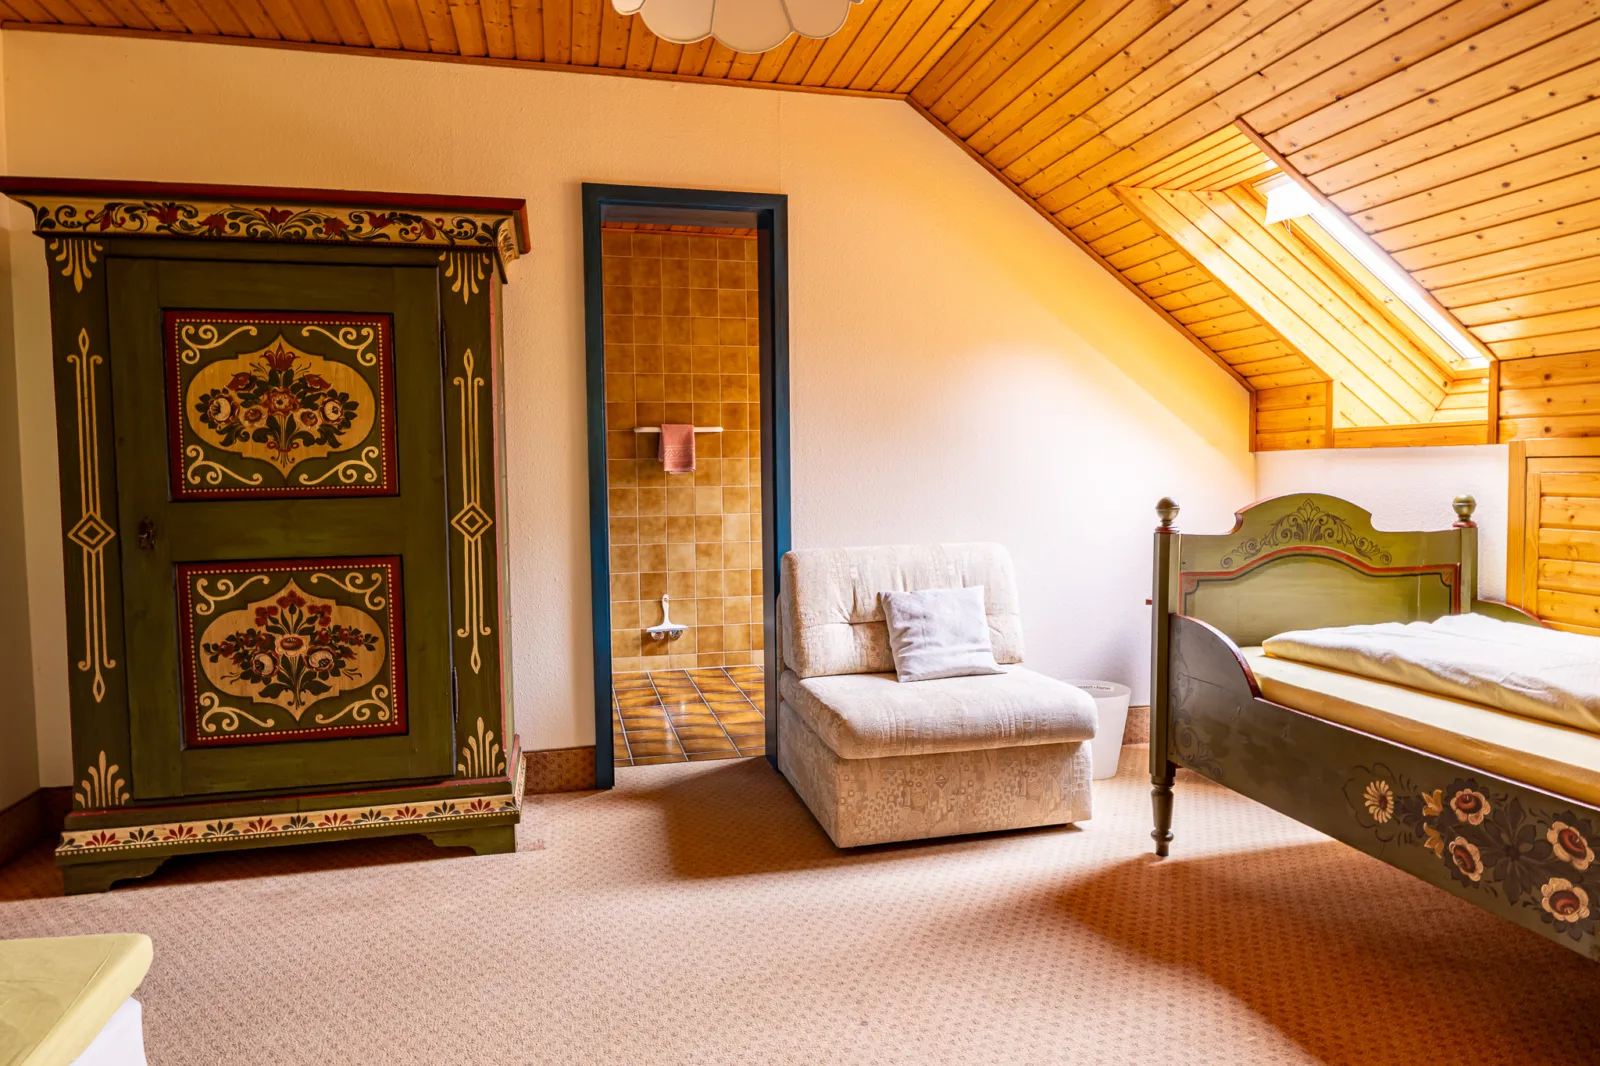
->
[[1156, 497, 1180, 530], [1453, 494, 1477, 528]]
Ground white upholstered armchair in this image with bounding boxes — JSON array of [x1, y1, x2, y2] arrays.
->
[[776, 543, 1097, 847]]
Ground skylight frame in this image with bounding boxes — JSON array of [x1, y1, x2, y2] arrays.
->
[[1257, 175, 1490, 370]]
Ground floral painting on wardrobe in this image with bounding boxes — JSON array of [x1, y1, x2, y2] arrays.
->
[[177, 556, 407, 746], [165, 311, 398, 498]]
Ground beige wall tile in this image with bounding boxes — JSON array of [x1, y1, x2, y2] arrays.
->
[[605, 236, 766, 677]]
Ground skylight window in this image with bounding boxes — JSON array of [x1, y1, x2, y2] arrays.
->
[[1260, 178, 1489, 368]]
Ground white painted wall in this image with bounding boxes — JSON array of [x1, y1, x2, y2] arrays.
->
[[2, 31, 1254, 782], [1257, 445, 1510, 600], [0, 37, 41, 811]]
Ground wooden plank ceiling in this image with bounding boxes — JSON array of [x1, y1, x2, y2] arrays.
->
[[7, 0, 1600, 447]]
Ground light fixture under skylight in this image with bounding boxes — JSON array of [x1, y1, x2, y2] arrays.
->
[[1261, 179, 1488, 368]]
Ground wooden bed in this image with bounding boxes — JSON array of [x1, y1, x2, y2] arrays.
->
[[1149, 493, 1600, 961]]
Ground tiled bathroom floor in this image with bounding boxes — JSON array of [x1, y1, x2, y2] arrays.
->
[[612, 665, 765, 766]]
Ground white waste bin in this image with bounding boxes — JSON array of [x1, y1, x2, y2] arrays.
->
[[1067, 680, 1132, 780]]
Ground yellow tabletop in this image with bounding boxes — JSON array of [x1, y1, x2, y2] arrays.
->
[[0, 934, 152, 1066]]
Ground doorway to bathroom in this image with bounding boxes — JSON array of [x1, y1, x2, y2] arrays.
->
[[582, 185, 790, 789]]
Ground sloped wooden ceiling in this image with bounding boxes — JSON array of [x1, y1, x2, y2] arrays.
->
[[0, 0, 989, 93], [6, 0, 1600, 447]]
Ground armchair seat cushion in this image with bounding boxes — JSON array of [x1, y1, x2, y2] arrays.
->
[[779, 665, 1097, 760]]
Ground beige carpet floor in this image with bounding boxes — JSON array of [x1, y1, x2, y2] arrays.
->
[[4, 751, 1600, 1065]]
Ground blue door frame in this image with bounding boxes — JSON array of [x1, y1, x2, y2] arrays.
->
[[581, 183, 792, 788]]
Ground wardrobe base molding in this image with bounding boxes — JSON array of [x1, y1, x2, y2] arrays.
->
[[57, 738, 523, 894]]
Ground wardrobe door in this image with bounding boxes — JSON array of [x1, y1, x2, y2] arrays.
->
[[109, 257, 455, 799]]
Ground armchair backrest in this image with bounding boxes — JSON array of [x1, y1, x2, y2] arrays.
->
[[778, 543, 1024, 680]]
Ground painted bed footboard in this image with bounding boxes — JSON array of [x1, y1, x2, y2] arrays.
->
[[1163, 611, 1600, 960]]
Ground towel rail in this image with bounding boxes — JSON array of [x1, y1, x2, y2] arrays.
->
[[632, 426, 724, 434]]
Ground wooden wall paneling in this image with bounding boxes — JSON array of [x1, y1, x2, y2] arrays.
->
[[1486, 357, 1501, 442], [1254, 380, 1332, 450], [1381, 169, 1600, 255], [93, 0, 154, 23], [289, 0, 345, 42], [1465, 280, 1600, 329], [123, 0, 187, 31], [1335, 98, 1600, 219], [1334, 422, 1491, 447], [924, 0, 1101, 127], [775, 34, 825, 82], [622, 12, 654, 68], [157, 0, 217, 32], [948, 0, 1152, 145], [749, 36, 794, 80], [566, 0, 597, 62], [887, 0, 993, 91], [1020, 0, 1419, 209], [1496, 350, 1600, 440], [596, 0, 630, 66], [7, 0, 62, 20], [1250, 0, 1548, 148], [1410, 229, 1600, 294], [349, 0, 400, 46], [725, 46, 762, 79], [908, 0, 1034, 109], [699, 40, 738, 78], [1509, 438, 1530, 604], [1437, 255, 1600, 314], [1260, 0, 1598, 152], [388, 0, 433, 50], [410, 0, 457, 48], [1432, 372, 1490, 423], [1126, 129, 1251, 189], [675, 36, 714, 75], [1295, 40, 1600, 188], [187, 0, 245, 35], [541, 0, 568, 62], [448, 0, 489, 54], [979, 0, 1261, 171], [797, 0, 879, 85], [824, 0, 916, 87], [1334, 70, 1600, 201], [648, 39, 683, 72], [850, 0, 944, 90], [323, 0, 377, 44]]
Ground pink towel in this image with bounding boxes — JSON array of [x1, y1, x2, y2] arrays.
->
[[659, 423, 696, 474]]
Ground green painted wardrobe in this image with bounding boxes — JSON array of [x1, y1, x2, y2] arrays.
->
[[1, 178, 526, 893]]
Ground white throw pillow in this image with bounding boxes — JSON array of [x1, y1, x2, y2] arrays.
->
[[879, 586, 1006, 683]]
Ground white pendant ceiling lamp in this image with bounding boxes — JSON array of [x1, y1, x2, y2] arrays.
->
[[612, 0, 862, 53]]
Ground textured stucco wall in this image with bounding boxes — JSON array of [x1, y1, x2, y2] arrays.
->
[[3, 30, 1253, 781]]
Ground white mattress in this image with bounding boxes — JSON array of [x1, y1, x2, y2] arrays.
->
[[1262, 613, 1600, 735]]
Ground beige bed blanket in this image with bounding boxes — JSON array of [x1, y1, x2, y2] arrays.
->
[[1262, 613, 1600, 734]]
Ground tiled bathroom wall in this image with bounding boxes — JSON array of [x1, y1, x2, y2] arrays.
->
[[602, 226, 764, 674]]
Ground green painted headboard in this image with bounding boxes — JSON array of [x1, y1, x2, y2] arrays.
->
[[1158, 494, 1480, 648]]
